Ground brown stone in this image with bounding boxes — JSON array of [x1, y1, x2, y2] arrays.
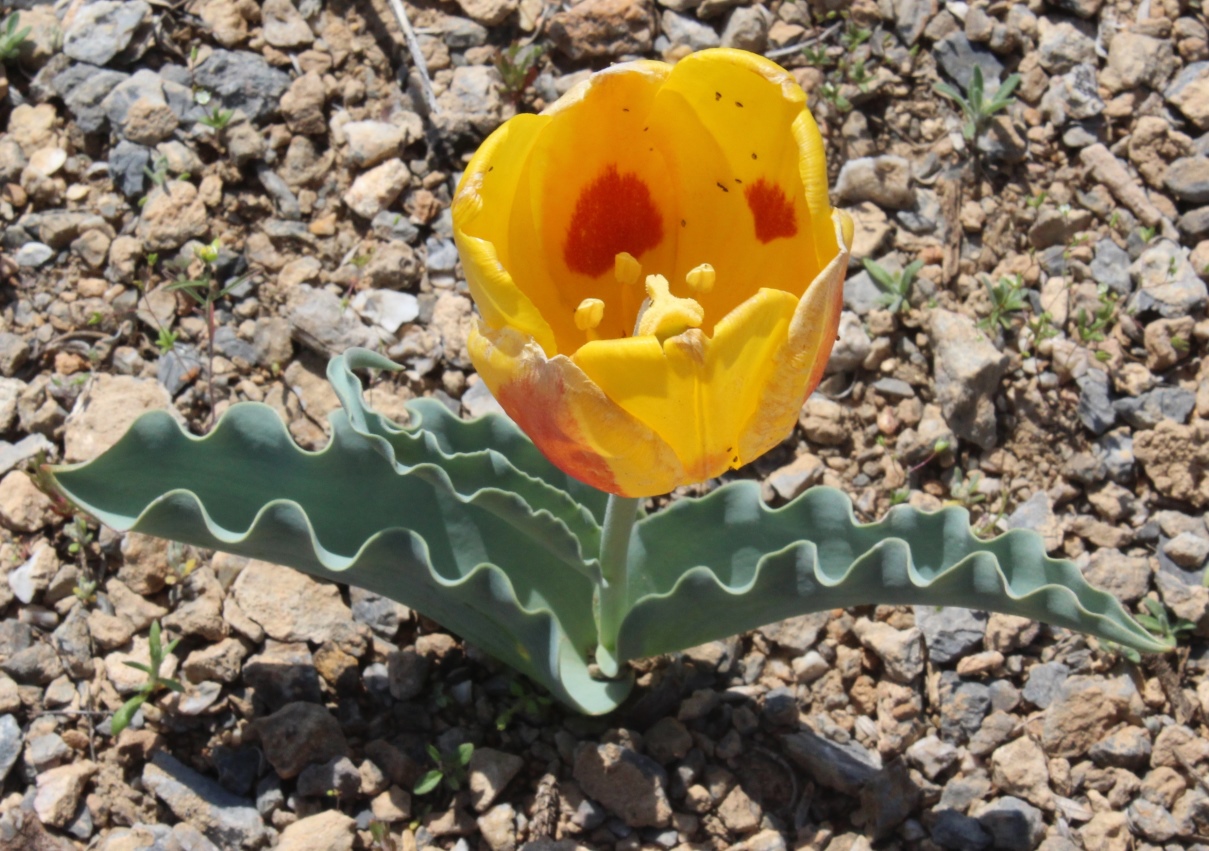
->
[[548, 0, 656, 60]]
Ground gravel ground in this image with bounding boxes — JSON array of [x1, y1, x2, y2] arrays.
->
[[3, 0, 1209, 849]]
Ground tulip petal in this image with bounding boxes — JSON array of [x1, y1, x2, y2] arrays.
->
[[737, 210, 851, 462], [454, 114, 558, 356], [469, 321, 688, 498], [573, 288, 799, 485], [649, 49, 832, 329], [509, 62, 678, 351]]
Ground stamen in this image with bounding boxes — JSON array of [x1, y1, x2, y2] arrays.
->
[[685, 263, 715, 294], [574, 298, 605, 331], [614, 252, 642, 286], [635, 274, 704, 341]]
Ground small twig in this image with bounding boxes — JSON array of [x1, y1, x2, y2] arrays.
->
[[206, 299, 217, 429], [383, 0, 440, 116], [764, 23, 843, 59], [530, 771, 559, 840], [1143, 653, 1196, 725], [34, 709, 112, 717], [1177, 750, 1209, 796]]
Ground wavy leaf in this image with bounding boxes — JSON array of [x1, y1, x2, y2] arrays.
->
[[51, 351, 1165, 717], [52, 403, 630, 714], [328, 350, 605, 561], [616, 483, 1167, 663]]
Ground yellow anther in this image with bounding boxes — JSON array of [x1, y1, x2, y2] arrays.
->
[[614, 252, 642, 286], [574, 298, 605, 331], [636, 275, 704, 341], [685, 263, 715, 294]]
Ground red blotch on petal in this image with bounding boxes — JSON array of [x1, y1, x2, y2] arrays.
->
[[564, 165, 663, 277], [496, 373, 621, 495], [744, 178, 797, 243]]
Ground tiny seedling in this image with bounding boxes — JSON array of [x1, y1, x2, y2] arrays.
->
[[1138, 225, 1157, 244], [198, 105, 234, 132], [163, 541, 197, 599], [494, 679, 553, 730], [72, 577, 97, 606], [1023, 310, 1059, 353], [111, 620, 182, 736], [414, 743, 474, 795], [1135, 598, 1195, 643], [820, 80, 852, 113], [143, 156, 188, 190], [978, 273, 1028, 332], [934, 66, 1021, 145], [64, 514, 93, 559], [946, 467, 986, 508], [862, 257, 924, 314], [63, 513, 101, 605], [839, 20, 872, 51], [156, 327, 179, 354], [1025, 191, 1048, 210], [0, 13, 30, 63], [844, 58, 870, 91], [495, 43, 543, 106], [801, 44, 830, 67], [367, 821, 396, 851], [1073, 286, 1117, 344], [908, 438, 951, 474], [165, 239, 247, 423]]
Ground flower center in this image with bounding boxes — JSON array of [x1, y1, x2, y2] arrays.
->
[[576, 253, 719, 344]]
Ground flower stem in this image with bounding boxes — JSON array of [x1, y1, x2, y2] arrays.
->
[[596, 493, 640, 676]]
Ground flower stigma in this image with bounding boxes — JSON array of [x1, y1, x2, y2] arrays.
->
[[635, 274, 705, 342]]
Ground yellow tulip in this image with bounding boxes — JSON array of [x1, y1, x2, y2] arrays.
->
[[453, 48, 854, 498]]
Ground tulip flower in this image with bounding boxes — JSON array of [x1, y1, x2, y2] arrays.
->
[[454, 48, 854, 498]]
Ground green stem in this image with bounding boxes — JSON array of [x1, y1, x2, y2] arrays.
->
[[596, 494, 640, 675]]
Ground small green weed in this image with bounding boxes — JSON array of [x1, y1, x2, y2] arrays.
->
[[934, 66, 1021, 146], [495, 679, 552, 730], [801, 44, 829, 67], [111, 621, 182, 736], [1109, 599, 1193, 662], [165, 239, 246, 422], [820, 80, 852, 113], [978, 274, 1028, 332], [862, 257, 924, 314], [0, 13, 30, 63], [414, 743, 474, 795], [839, 21, 872, 51], [199, 106, 234, 132], [945, 467, 986, 508], [156, 327, 179, 354], [367, 821, 397, 851], [1023, 310, 1059, 353], [1073, 286, 1118, 344], [143, 155, 189, 190], [496, 43, 543, 106]]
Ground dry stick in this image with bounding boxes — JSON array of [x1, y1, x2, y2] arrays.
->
[[383, 0, 440, 116], [764, 22, 843, 58], [530, 771, 560, 840], [1143, 651, 1196, 726]]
